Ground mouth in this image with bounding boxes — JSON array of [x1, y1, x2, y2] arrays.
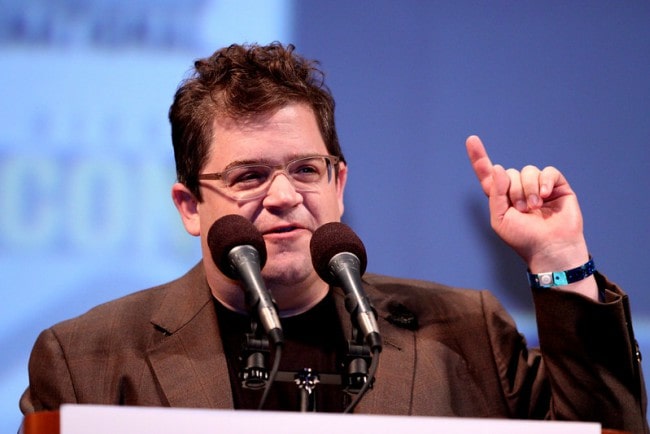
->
[[262, 225, 305, 235]]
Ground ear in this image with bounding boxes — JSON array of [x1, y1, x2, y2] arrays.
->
[[171, 182, 201, 236], [336, 162, 348, 218]]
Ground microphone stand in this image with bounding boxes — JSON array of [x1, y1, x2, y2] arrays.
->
[[239, 314, 378, 413], [343, 327, 373, 395], [294, 368, 320, 412], [241, 333, 324, 412], [290, 311, 377, 412], [240, 320, 271, 390]]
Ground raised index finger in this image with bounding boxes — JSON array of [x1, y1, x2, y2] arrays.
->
[[465, 135, 494, 196]]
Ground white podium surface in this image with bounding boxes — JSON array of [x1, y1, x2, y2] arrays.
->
[[60, 404, 601, 434]]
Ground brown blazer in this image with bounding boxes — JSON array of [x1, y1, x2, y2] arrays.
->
[[20, 264, 648, 433]]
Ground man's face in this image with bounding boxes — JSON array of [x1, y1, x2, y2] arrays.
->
[[173, 103, 347, 309]]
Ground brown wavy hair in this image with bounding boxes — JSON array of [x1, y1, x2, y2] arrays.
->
[[168, 42, 344, 201]]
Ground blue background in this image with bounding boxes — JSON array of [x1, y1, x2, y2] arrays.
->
[[2, 1, 649, 431]]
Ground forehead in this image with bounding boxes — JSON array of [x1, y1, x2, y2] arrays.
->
[[208, 104, 328, 165]]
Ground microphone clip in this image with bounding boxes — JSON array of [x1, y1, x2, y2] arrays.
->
[[343, 328, 374, 394], [239, 320, 271, 390]]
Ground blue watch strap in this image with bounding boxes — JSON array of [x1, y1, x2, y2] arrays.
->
[[527, 258, 596, 289]]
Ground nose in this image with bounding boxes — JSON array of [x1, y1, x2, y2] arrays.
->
[[262, 172, 303, 209]]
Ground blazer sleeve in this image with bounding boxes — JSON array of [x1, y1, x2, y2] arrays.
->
[[19, 327, 78, 414], [532, 272, 648, 433]]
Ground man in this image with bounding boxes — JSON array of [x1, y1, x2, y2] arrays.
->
[[20, 43, 648, 432]]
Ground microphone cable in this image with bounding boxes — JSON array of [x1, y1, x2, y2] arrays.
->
[[257, 343, 282, 410]]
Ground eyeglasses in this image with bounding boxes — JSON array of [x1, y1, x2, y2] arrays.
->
[[198, 155, 340, 201]]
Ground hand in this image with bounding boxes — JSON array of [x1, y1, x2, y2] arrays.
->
[[466, 135, 597, 299]]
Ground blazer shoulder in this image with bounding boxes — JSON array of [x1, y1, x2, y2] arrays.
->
[[363, 273, 499, 327], [363, 272, 485, 302], [46, 263, 209, 342]]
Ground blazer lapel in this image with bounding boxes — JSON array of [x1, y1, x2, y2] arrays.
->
[[146, 264, 233, 409], [332, 283, 416, 415]]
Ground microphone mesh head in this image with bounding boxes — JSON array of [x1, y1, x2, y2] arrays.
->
[[310, 222, 367, 284], [207, 214, 267, 279]]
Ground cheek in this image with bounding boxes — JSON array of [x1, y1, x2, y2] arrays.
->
[[198, 202, 269, 247], [337, 191, 345, 217], [197, 203, 235, 237], [307, 192, 344, 222]]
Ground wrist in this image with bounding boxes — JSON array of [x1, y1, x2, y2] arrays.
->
[[527, 257, 596, 289], [526, 238, 590, 274]]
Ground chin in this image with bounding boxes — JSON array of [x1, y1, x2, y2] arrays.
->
[[262, 254, 312, 286]]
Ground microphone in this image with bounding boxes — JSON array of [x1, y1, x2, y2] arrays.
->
[[310, 222, 382, 352], [207, 214, 283, 346]]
